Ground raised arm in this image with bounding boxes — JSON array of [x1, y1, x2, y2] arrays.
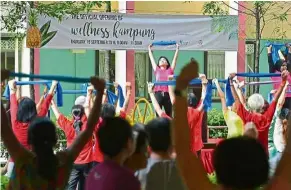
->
[[50, 99, 61, 120], [229, 74, 241, 108], [171, 44, 179, 70], [197, 75, 207, 112], [272, 70, 288, 103], [8, 80, 18, 126], [234, 80, 247, 106], [66, 77, 105, 161], [120, 82, 132, 112], [113, 82, 120, 109], [16, 85, 21, 103], [148, 82, 164, 117], [36, 85, 48, 114], [37, 81, 58, 117], [266, 113, 291, 190], [1, 70, 28, 161], [148, 44, 157, 71], [277, 81, 288, 109], [102, 89, 107, 104], [174, 62, 216, 190], [213, 78, 227, 112], [84, 85, 94, 118]]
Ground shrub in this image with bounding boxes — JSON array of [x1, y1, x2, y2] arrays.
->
[[207, 109, 226, 126], [1, 175, 9, 189], [207, 109, 227, 139]]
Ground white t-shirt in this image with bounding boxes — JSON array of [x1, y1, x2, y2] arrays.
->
[[273, 116, 286, 152]]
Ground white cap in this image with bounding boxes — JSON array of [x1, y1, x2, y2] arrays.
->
[[74, 96, 86, 106]]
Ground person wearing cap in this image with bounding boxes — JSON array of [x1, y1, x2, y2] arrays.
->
[[50, 86, 95, 190]]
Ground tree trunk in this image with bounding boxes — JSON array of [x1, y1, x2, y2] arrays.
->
[[254, 5, 261, 93], [30, 48, 35, 101], [103, 2, 111, 82]]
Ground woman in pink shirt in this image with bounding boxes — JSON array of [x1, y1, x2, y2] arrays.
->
[[148, 43, 179, 117]]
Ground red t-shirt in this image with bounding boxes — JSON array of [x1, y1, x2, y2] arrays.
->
[[236, 101, 277, 153], [161, 108, 204, 152], [187, 107, 204, 152], [9, 94, 53, 162], [57, 114, 94, 164], [92, 112, 128, 163], [93, 118, 104, 163], [154, 67, 174, 92]]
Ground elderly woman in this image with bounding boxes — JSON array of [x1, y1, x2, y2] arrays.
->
[[229, 71, 288, 154]]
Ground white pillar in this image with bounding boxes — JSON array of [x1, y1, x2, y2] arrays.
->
[[15, 38, 19, 81], [21, 37, 31, 97], [115, 0, 127, 111], [225, 1, 238, 78]]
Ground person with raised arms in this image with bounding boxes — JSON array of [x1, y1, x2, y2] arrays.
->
[[173, 60, 291, 190], [5, 78, 58, 178], [1, 70, 105, 189], [148, 43, 179, 117], [50, 85, 96, 190]]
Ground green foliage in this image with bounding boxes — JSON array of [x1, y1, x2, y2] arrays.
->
[[209, 128, 228, 139], [202, 1, 291, 40], [207, 109, 226, 126], [1, 1, 105, 39], [1, 175, 9, 189], [202, 1, 228, 15], [207, 109, 227, 139]]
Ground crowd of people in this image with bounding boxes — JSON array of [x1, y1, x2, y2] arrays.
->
[[0, 44, 291, 190]]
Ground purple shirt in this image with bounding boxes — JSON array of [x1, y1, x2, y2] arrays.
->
[[154, 67, 174, 92], [85, 160, 140, 190]]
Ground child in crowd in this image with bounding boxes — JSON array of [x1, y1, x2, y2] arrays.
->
[[86, 117, 140, 190]]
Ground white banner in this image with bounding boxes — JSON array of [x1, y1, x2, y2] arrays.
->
[[36, 13, 238, 51]]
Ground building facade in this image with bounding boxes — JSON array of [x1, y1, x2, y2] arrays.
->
[[1, 1, 291, 114]]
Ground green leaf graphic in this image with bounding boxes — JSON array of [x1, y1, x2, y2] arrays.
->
[[41, 31, 57, 47], [40, 20, 51, 37]]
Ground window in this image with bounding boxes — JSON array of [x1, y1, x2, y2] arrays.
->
[[135, 52, 152, 100], [205, 51, 225, 99], [245, 42, 255, 96]]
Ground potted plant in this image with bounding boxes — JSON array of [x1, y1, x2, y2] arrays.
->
[[207, 109, 227, 143]]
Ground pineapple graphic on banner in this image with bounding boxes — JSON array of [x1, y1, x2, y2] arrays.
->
[[26, 9, 57, 48]]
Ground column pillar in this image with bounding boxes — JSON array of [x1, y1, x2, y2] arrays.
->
[[237, 1, 246, 80], [225, 1, 238, 79], [126, 1, 136, 113], [20, 37, 31, 97], [115, 1, 127, 112]]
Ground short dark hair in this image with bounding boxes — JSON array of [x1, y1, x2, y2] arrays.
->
[[213, 137, 269, 189], [133, 123, 148, 154], [187, 93, 198, 108], [97, 117, 133, 158], [145, 117, 171, 152], [17, 97, 37, 123], [101, 103, 116, 118]]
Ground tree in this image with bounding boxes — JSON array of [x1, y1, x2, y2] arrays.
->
[[1, 1, 105, 100], [202, 1, 291, 93], [104, 1, 112, 83]]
